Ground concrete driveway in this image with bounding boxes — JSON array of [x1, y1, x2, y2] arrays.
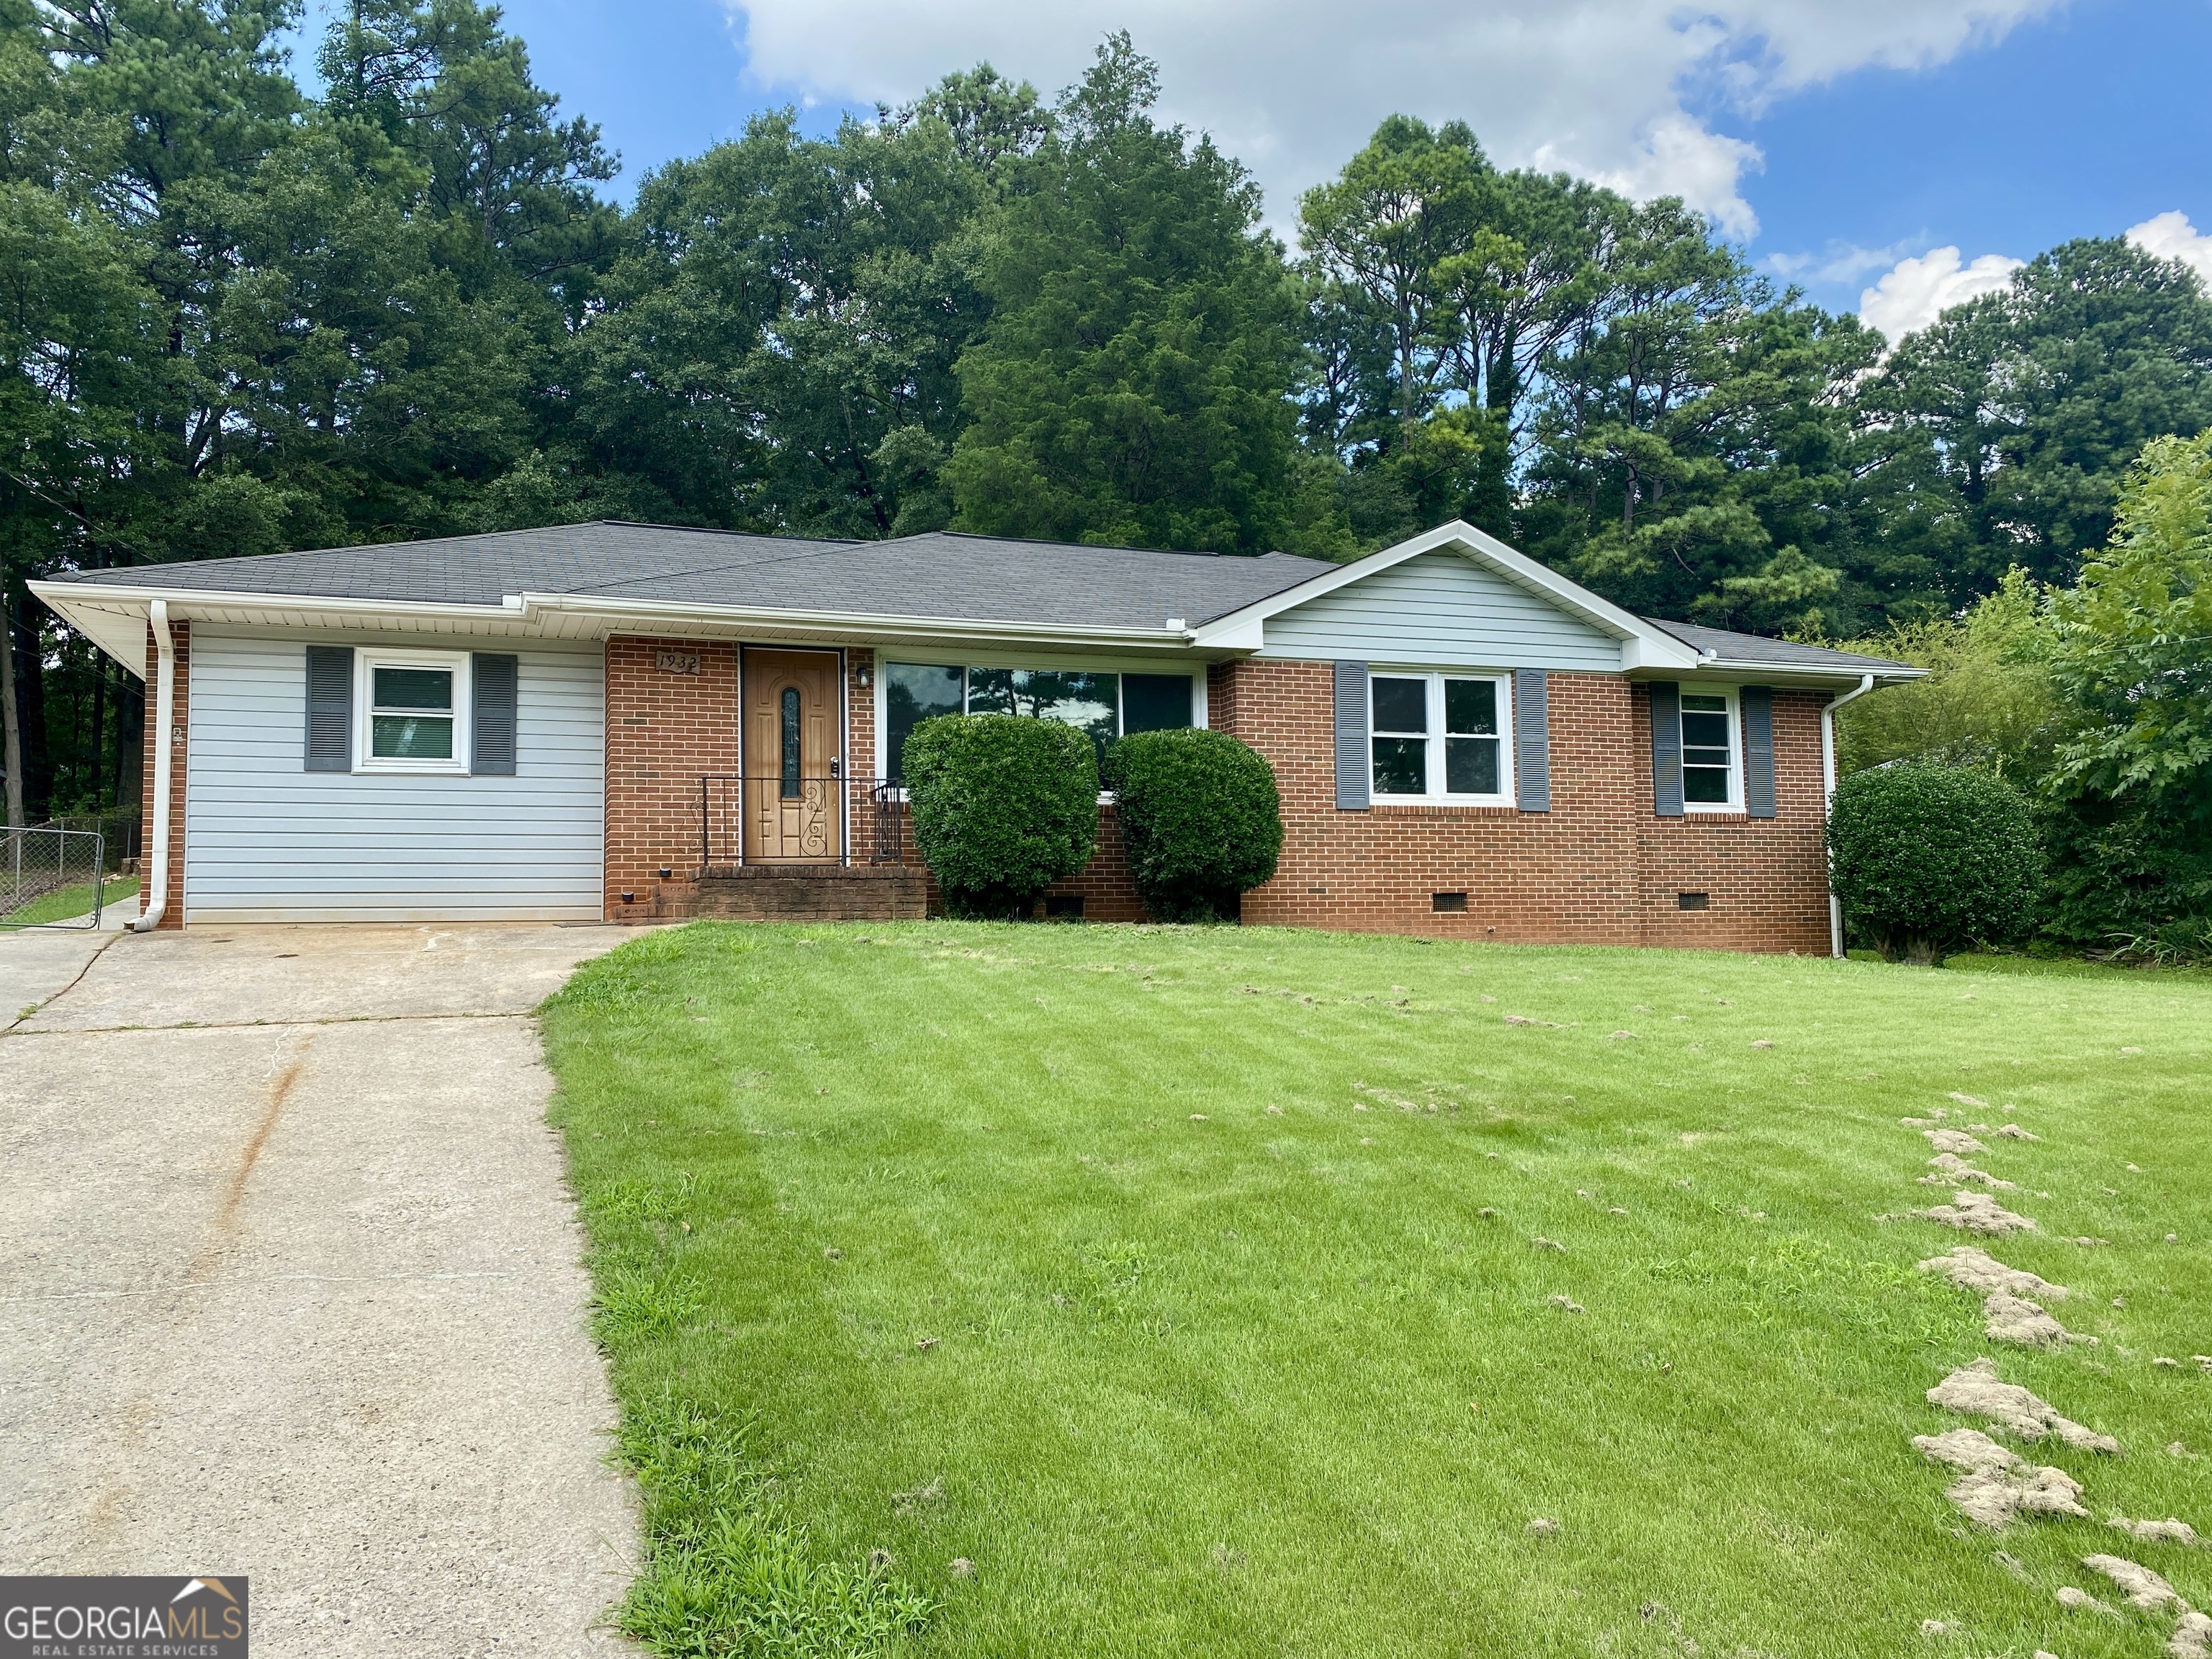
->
[[0, 922, 641, 1655]]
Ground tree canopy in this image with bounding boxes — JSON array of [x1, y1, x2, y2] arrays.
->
[[7, 14, 2212, 851]]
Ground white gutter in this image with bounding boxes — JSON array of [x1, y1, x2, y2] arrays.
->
[[132, 600, 174, 932], [1821, 673, 1878, 958]]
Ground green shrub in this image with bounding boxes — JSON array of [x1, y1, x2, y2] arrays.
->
[[1104, 729, 1283, 922], [904, 714, 1099, 920], [1827, 761, 2041, 963]]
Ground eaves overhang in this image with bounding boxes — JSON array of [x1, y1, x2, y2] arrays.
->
[[30, 581, 1215, 677]]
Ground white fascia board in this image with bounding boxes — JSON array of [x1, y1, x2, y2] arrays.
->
[[1187, 520, 1704, 670], [514, 592, 1192, 650], [1677, 658, 1929, 686], [32, 580, 1202, 677]]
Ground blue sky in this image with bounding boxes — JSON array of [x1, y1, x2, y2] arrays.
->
[[301, 0, 2212, 336]]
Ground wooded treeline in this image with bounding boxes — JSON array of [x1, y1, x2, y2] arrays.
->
[[7, 4, 2212, 826]]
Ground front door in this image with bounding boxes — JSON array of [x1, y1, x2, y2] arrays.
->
[[742, 649, 842, 863]]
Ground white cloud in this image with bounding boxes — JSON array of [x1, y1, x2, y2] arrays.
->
[[2127, 210, 2212, 288], [1858, 246, 2024, 343], [724, 1, 2064, 240], [1765, 238, 1917, 285]]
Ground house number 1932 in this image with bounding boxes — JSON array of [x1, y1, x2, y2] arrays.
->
[[655, 651, 701, 675]]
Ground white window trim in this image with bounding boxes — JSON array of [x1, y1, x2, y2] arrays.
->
[[1367, 669, 1515, 805], [1678, 684, 1744, 813], [869, 650, 1210, 799], [356, 646, 471, 775]]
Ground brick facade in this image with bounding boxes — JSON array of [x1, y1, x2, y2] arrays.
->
[[598, 639, 1835, 949], [136, 619, 188, 930], [1207, 659, 1832, 953], [603, 636, 742, 920]]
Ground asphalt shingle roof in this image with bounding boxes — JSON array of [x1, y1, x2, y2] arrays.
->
[[54, 522, 1335, 631], [1644, 619, 1914, 673], [53, 519, 1915, 674]]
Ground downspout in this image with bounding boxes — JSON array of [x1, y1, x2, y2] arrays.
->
[[1821, 673, 1876, 958], [132, 600, 174, 932]]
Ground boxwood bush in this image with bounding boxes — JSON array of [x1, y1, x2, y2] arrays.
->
[[1104, 729, 1282, 922], [1827, 760, 2041, 963], [903, 714, 1098, 920]]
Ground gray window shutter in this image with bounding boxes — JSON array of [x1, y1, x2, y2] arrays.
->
[[472, 652, 518, 776], [1513, 668, 1550, 813], [305, 645, 353, 772], [1649, 680, 1683, 817], [1742, 685, 1776, 818], [1334, 660, 1370, 811]]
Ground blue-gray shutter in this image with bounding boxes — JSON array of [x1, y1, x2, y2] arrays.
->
[[305, 645, 353, 772], [1741, 685, 1775, 818], [1650, 680, 1683, 817], [472, 652, 518, 776], [1333, 660, 1370, 811], [1513, 668, 1550, 813]]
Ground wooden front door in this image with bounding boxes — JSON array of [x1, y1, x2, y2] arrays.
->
[[742, 649, 842, 863]]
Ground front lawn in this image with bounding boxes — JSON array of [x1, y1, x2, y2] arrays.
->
[[542, 923, 2212, 1658]]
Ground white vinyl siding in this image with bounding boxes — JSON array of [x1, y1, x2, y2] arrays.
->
[[184, 631, 603, 922], [1259, 549, 1622, 670]]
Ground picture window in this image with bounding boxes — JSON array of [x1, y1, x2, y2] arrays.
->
[[880, 664, 1199, 784]]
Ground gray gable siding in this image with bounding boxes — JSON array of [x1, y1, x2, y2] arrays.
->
[[1259, 550, 1623, 670], [184, 630, 603, 923]]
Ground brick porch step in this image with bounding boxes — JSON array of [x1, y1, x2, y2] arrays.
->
[[665, 864, 927, 922]]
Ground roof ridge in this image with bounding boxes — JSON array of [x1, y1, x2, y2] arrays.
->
[[912, 529, 1250, 559]]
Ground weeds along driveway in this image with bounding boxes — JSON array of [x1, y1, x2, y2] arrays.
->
[[0, 923, 639, 1656]]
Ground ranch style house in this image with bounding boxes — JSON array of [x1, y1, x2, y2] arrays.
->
[[32, 518, 1919, 953]]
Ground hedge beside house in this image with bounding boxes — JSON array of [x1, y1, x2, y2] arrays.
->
[[903, 715, 1099, 920], [1828, 760, 2041, 963], [1105, 728, 1282, 922]]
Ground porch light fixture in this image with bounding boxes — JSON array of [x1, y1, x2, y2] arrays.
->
[[855, 662, 873, 688]]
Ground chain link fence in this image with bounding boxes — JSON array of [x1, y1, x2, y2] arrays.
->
[[0, 825, 114, 929]]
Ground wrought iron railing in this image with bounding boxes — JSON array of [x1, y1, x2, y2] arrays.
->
[[696, 776, 909, 873]]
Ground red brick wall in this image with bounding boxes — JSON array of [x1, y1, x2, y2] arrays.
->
[[1632, 683, 1833, 953], [602, 637, 1834, 949], [1208, 659, 1833, 953], [138, 619, 188, 929], [603, 636, 740, 919]]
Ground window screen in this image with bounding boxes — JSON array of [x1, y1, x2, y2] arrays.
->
[[1680, 693, 1734, 804], [1444, 678, 1501, 796], [1370, 676, 1429, 795], [370, 665, 454, 760]]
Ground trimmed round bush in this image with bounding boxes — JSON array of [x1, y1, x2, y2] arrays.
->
[[1104, 729, 1283, 922], [1827, 760, 2041, 963], [904, 714, 1099, 920]]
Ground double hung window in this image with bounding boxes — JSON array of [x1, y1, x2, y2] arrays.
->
[[359, 650, 469, 774], [1369, 673, 1511, 802], [1678, 690, 1739, 807]]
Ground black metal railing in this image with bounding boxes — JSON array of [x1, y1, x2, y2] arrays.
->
[[696, 775, 909, 873]]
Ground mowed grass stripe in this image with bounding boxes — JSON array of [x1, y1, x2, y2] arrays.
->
[[544, 923, 2211, 1658]]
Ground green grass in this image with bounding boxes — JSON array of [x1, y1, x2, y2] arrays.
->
[[541, 922, 2212, 1658], [1, 875, 135, 927]]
